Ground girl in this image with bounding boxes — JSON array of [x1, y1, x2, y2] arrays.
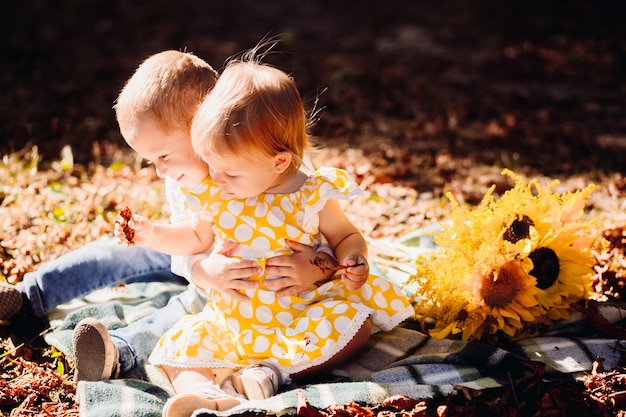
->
[[119, 56, 414, 417]]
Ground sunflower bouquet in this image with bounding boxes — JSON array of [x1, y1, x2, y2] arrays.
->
[[409, 169, 603, 343]]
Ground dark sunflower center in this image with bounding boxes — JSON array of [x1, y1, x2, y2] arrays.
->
[[456, 309, 468, 321], [529, 247, 560, 289], [503, 215, 534, 243]]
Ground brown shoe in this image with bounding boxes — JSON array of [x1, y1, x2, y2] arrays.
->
[[0, 282, 23, 321], [72, 318, 120, 381]]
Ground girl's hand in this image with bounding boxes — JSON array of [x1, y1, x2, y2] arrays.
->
[[264, 239, 335, 297], [340, 254, 369, 291], [194, 241, 261, 302], [113, 210, 155, 247]]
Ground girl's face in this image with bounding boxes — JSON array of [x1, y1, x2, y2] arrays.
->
[[203, 149, 287, 199], [126, 119, 209, 189]]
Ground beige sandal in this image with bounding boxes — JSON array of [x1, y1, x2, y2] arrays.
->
[[231, 362, 282, 401], [162, 383, 242, 417]]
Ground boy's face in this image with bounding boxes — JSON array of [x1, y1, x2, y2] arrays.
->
[[125, 119, 209, 189]]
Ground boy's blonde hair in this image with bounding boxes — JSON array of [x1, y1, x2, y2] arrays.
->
[[191, 59, 309, 172], [115, 50, 218, 140]]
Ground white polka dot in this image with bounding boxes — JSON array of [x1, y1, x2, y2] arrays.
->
[[218, 211, 237, 229], [252, 236, 271, 251], [391, 298, 409, 312], [332, 303, 349, 315], [289, 317, 310, 335], [299, 290, 315, 301], [306, 306, 324, 319], [228, 200, 244, 215], [277, 296, 293, 309], [291, 301, 308, 311], [257, 290, 275, 305], [315, 319, 332, 338], [255, 202, 269, 217], [242, 329, 253, 345], [318, 182, 332, 195], [304, 332, 319, 346], [239, 301, 253, 319], [271, 343, 287, 359], [201, 335, 219, 351], [197, 345, 216, 359], [224, 350, 240, 363], [372, 277, 391, 291], [360, 283, 373, 300], [347, 294, 361, 303], [226, 317, 240, 332], [321, 300, 339, 309], [258, 227, 276, 240], [286, 224, 301, 238], [333, 315, 353, 332], [319, 338, 337, 356], [253, 325, 274, 335], [374, 292, 388, 308], [281, 198, 294, 213], [234, 224, 253, 242], [255, 305, 273, 323], [276, 311, 294, 326], [240, 215, 256, 229], [268, 207, 285, 227]]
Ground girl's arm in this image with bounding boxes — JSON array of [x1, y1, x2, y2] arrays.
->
[[318, 198, 369, 290]]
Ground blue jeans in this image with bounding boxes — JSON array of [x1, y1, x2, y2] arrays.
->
[[17, 237, 207, 372]]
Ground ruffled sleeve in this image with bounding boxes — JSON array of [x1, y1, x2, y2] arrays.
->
[[301, 167, 362, 232]]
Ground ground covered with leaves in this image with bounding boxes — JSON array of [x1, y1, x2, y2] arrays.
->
[[2, 0, 626, 416]]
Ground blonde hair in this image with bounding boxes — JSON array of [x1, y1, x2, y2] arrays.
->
[[115, 50, 218, 140], [191, 58, 310, 172]]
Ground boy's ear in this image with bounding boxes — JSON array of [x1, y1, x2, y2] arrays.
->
[[273, 152, 292, 173]]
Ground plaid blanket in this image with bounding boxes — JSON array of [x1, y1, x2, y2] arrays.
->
[[44, 229, 626, 417]]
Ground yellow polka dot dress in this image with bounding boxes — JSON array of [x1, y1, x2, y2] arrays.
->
[[149, 167, 414, 376]]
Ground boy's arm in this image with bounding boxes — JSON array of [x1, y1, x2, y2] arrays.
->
[[146, 217, 214, 255], [166, 177, 209, 280], [117, 212, 214, 255], [122, 177, 215, 256]]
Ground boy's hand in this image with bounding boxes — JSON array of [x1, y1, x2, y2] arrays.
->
[[195, 241, 261, 302], [340, 254, 369, 291], [114, 210, 155, 247], [264, 239, 335, 297]]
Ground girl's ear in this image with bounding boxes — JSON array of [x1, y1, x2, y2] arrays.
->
[[273, 152, 292, 173]]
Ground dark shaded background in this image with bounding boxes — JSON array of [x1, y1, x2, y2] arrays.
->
[[2, 0, 625, 183]]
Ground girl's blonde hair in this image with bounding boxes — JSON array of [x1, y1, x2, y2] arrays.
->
[[115, 50, 218, 139], [191, 57, 310, 172]]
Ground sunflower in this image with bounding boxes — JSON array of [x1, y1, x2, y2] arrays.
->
[[410, 169, 600, 343], [528, 227, 596, 322], [459, 259, 542, 340]]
